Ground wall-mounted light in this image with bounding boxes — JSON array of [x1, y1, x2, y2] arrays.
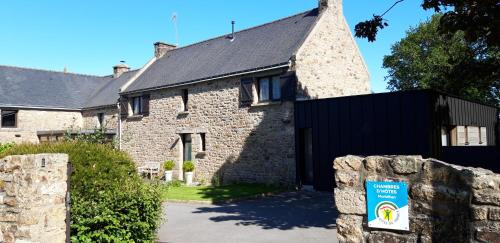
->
[[41, 158, 46, 168]]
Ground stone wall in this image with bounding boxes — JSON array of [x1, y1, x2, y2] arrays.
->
[[0, 154, 68, 243], [334, 155, 500, 243], [294, 0, 371, 99], [0, 109, 83, 144], [82, 106, 118, 130], [121, 74, 296, 185]]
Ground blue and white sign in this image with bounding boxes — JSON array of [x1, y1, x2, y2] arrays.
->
[[366, 181, 409, 231]]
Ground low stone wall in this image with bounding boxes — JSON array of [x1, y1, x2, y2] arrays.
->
[[334, 155, 500, 243], [0, 154, 68, 243]]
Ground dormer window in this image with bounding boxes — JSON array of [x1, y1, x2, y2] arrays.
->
[[258, 76, 281, 102]]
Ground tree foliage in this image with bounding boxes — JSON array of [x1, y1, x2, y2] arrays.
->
[[355, 0, 499, 47], [0, 142, 162, 242], [383, 14, 499, 105]]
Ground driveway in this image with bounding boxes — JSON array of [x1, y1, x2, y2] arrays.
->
[[157, 191, 338, 243]]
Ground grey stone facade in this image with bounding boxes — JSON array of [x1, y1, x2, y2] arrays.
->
[[81, 106, 118, 131], [121, 73, 296, 185], [294, 0, 370, 99]]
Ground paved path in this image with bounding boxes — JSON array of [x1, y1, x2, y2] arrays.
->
[[157, 191, 338, 243]]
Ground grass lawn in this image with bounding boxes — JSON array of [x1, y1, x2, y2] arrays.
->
[[161, 183, 287, 203]]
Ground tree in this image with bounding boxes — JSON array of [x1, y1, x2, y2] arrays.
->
[[356, 0, 499, 106], [355, 0, 499, 47], [383, 14, 499, 105]]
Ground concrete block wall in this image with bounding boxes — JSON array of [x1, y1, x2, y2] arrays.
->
[[0, 154, 68, 243], [334, 155, 500, 242]]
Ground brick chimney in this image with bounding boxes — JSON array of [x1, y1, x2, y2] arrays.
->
[[319, 0, 342, 14], [113, 61, 130, 78], [154, 42, 176, 58]]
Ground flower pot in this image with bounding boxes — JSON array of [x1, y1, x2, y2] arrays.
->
[[164, 170, 173, 182], [185, 172, 194, 185]]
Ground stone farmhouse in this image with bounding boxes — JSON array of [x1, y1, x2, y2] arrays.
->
[[0, 0, 370, 186], [118, 0, 370, 185]]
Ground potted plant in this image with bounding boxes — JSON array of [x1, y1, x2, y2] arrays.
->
[[163, 160, 175, 182], [183, 161, 195, 185]]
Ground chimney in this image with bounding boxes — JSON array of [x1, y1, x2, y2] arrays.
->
[[154, 42, 176, 58], [319, 0, 342, 14], [230, 21, 235, 41], [113, 61, 130, 78]]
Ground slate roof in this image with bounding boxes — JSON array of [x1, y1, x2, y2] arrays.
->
[[124, 8, 319, 93], [0, 65, 111, 110], [84, 70, 139, 108]]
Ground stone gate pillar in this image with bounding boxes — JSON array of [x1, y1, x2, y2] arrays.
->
[[0, 154, 69, 243]]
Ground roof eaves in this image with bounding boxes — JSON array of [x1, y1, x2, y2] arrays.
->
[[82, 104, 117, 110], [0, 104, 82, 111], [121, 62, 291, 95]]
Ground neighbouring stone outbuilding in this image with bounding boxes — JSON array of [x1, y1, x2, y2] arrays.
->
[[0, 64, 136, 144], [118, 0, 370, 185], [334, 155, 500, 243]]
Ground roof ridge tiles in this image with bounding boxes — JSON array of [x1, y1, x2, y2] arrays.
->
[[0, 64, 109, 78]]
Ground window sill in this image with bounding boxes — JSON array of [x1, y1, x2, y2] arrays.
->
[[195, 151, 207, 159], [0, 127, 20, 131], [127, 115, 144, 120], [251, 101, 282, 107]]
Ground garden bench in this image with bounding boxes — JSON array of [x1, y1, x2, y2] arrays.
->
[[138, 162, 160, 178]]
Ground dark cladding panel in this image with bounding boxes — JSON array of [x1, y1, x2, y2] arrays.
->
[[295, 90, 499, 191]]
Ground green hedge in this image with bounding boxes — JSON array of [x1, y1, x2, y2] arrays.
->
[[0, 143, 14, 154], [0, 142, 162, 242]]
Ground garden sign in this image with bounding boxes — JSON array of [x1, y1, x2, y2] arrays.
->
[[366, 181, 409, 231]]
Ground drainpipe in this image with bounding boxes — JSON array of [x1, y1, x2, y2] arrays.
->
[[117, 101, 122, 150]]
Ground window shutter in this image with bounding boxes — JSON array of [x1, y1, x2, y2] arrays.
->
[[280, 72, 297, 101], [240, 78, 254, 106], [142, 94, 150, 116], [119, 97, 129, 118]]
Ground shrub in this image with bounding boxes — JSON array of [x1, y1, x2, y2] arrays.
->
[[0, 143, 15, 154], [0, 180, 5, 191], [183, 161, 195, 172], [0, 142, 162, 242], [163, 160, 175, 171]]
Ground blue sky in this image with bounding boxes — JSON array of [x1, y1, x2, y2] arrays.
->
[[0, 0, 433, 93]]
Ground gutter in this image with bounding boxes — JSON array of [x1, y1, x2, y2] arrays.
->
[[0, 105, 82, 112], [81, 104, 116, 111], [120, 62, 291, 95]]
